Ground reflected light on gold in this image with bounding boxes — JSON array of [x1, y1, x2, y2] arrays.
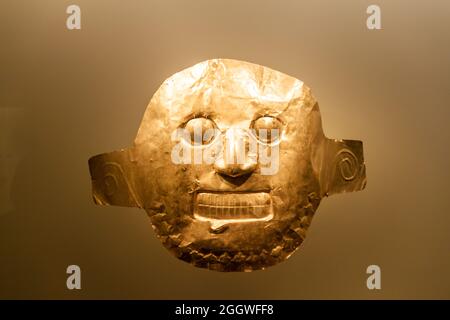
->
[[88, 59, 366, 272]]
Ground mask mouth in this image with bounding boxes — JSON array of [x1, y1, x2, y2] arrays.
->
[[193, 191, 273, 230]]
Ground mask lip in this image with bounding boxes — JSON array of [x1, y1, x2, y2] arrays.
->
[[192, 189, 274, 230]]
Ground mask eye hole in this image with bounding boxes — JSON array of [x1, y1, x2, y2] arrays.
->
[[183, 117, 218, 146], [250, 116, 283, 144]]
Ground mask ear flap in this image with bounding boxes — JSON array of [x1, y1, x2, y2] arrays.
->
[[88, 149, 141, 208], [320, 139, 366, 196]]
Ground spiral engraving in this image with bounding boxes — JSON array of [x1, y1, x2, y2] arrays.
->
[[102, 173, 118, 196], [335, 149, 359, 181], [98, 162, 140, 206]]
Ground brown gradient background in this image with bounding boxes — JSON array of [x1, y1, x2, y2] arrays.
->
[[0, 0, 449, 299]]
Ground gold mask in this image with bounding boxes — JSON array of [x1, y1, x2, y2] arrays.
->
[[88, 59, 366, 272]]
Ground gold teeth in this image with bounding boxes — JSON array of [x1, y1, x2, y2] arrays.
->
[[195, 192, 271, 219]]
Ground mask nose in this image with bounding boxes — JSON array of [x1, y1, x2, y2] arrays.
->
[[213, 128, 257, 178], [214, 158, 257, 178]]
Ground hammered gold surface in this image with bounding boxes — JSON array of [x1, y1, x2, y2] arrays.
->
[[88, 59, 366, 271]]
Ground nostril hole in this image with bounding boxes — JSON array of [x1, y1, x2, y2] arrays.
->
[[219, 165, 252, 178], [217, 172, 253, 186]]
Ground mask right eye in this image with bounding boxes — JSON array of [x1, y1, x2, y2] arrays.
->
[[183, 117, 219, 146]]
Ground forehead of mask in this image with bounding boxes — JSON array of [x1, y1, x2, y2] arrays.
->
[[134, 59, 320, 146]]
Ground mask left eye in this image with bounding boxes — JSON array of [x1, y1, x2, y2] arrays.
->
[[183, 117, 218, 146], [250, 116, 283, 144]]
